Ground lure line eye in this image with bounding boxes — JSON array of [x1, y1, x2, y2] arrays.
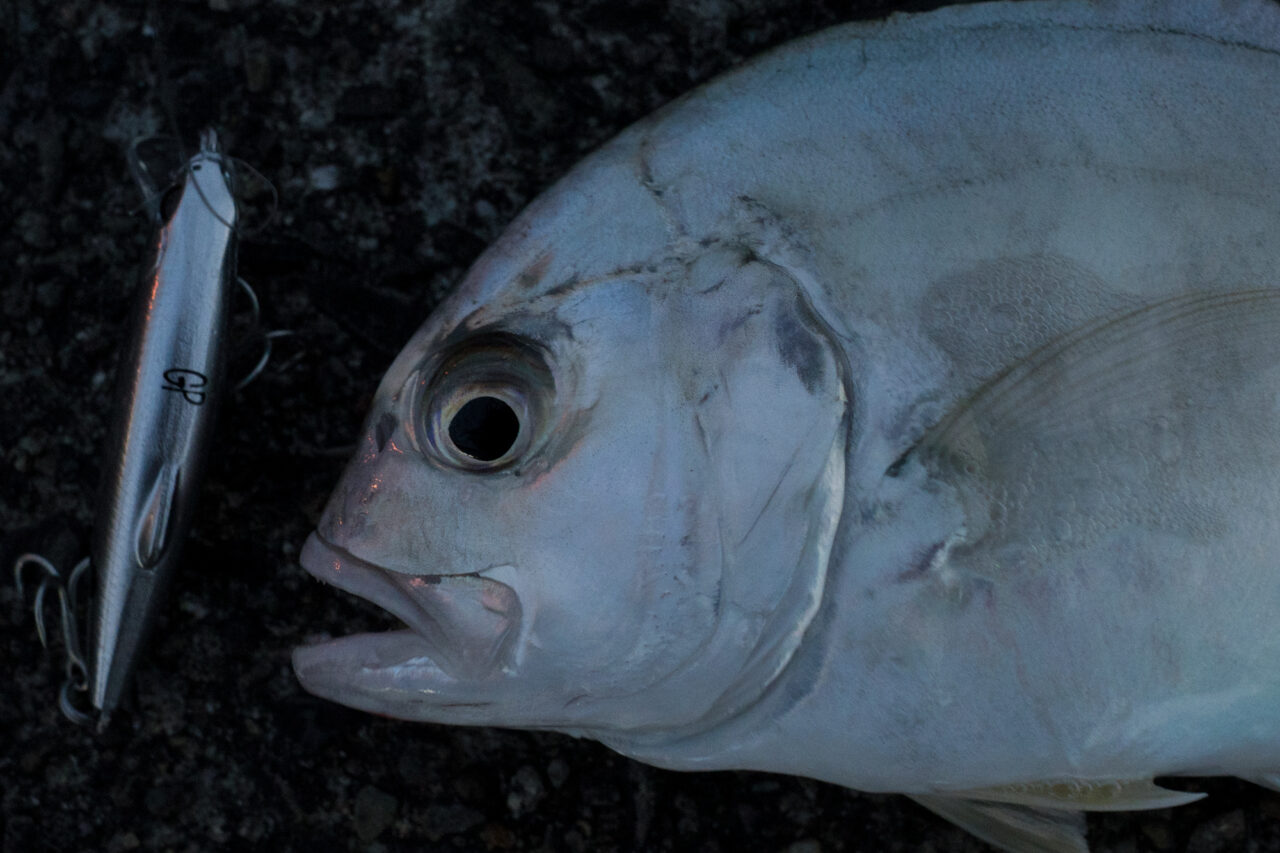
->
[[447, 395, 521, 461]]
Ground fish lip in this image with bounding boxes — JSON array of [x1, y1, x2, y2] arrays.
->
[[298, 532, 521, 680]]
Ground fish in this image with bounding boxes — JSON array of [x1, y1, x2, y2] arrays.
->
[[90, 129, 239, 716], [291, 1, 1280, 850]]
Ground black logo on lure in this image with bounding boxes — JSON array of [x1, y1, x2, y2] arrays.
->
[[160, 368, 209, 405]]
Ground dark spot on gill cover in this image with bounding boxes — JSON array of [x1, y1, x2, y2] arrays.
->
[[516, 252, 553, 289], [884, 451, 909, 478], [774, 299, 826, 393]]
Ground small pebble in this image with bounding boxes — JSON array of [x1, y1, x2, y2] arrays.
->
[[353, 785, 398, 842], [244, 49, 271, 92], [783, 841, 821, 853], [1140, 819, 1172, 849], [35, 281, 64, 308], [1186, 809, 1247, 853], [480, 823, 517, 849], [506, 764, 545, 817], [547, 757, 569, 789], [308, 165, 342, 192], [107, 831, 140, 852], [423, 802, 485, 842]]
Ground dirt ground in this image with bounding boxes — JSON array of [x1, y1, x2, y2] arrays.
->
[[3, 1, 1280, 851]]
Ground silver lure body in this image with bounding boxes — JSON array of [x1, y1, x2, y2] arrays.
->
[[90, 130, 237, 713], [294, 2, 1280, 850]]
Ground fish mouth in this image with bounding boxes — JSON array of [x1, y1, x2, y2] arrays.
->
[[294, 532, 522, 686]]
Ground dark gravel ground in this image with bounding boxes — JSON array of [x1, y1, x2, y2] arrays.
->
[[4, 1, 1280, 851]]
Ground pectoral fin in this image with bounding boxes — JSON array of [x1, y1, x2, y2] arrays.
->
[[913, 288, 1280, 482], [887, 288, 1280, 572], [910, 794, 1087, 853]]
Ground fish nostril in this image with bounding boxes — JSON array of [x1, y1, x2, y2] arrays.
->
[[374, 412, 397, 453]]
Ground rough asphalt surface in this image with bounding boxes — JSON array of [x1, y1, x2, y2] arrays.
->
[[4, 1, 1280, 851]]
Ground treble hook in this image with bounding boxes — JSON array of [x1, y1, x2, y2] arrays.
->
[[14, 553, 94, 725]]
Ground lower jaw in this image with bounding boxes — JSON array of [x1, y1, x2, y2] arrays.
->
[[297, 532, 524, 685]]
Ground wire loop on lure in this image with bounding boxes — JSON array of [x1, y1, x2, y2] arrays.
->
[[13, 554, 94, 725], [126, 136, 279, 237], [233, 276, 295, 392], [227, 155, 280, 238]]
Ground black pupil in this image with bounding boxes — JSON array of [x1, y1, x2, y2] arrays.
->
[[448, 396, 520, 461]]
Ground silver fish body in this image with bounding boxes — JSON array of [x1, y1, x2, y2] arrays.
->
[[294, 2, 1280, 850], [90, 130, 238, 713]]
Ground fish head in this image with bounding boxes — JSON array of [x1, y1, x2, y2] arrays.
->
[[295, 226, 848, 744]]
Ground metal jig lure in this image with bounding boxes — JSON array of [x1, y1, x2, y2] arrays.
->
[[14, 129, 247, 724]]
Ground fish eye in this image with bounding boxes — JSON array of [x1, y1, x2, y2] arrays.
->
[[419, 335, 553, 472], [448, 395, 520, 461]]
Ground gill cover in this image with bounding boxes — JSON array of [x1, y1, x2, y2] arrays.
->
[[620, 253, 848, 739]]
